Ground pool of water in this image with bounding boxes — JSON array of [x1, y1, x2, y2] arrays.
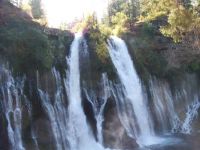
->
[[134, 133, 200, 150]]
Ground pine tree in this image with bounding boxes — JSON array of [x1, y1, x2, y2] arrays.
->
[[30, 0, 43, 19]]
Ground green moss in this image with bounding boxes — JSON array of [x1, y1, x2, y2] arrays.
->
[[186, 61, 200, 74]]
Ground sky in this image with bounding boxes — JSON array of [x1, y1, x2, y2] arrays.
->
[[43, 0, 108, 27]]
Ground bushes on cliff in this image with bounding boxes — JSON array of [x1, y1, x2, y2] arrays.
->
[[134, 47, 167, 78], [0, 25, 52, 74], [187, 61, 200, 74], [85, 15, 115, 78], [75, 15, 110, 64], [0, 1, 75, 75], [73, 14, 116, 79], [48, 31, 74, 75], [123, 23, 168, 80]]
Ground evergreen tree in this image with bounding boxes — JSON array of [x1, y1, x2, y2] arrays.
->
[[30, 0, 43, 19], [107, 0, 139, 27], [140, 0, 200, 42]]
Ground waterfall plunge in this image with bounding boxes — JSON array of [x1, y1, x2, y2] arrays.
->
[[83, 73, 110, 145], [66, 33, 108, 150], [39, 33, 107, 150], [108, 36, 164, 146]]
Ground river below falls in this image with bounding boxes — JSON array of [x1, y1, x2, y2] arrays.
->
[[133, 133, 200, 150]]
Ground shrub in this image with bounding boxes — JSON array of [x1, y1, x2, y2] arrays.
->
[[0, 25, 53, 74]]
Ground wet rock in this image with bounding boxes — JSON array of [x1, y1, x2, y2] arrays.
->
[[103, 98, 138, 149]]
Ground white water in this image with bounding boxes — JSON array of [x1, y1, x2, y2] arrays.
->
[[84, 73, 110, 144], [65, 33, 106, 150], [110, 82, 137, 138], [0, 68, 25, 150], [149, 78, 181, 133], [149, 77, 200, 134], [39, 70, 67, 150], [39, 68, 69, 150], [38, 34, 108, 150], [181, 97, 200, 134], [108, 36, 163, 146]]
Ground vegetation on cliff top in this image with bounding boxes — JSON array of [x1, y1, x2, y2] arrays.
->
[[140, 0, 200, 42], [0, 1, 73, 75]]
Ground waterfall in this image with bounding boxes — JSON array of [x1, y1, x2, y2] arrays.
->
[[149, 75, 200, 135], [84, 73, 110, 144], [181, 97, 200, 134], [39, 88, 69, 150], [0, 67, 25, 150], [39, 33, 107, 150], [1, 33, 200, 150], [38, 67, 69, 150], [108, 36, 163, 146], [65, 33, 106, 150], [149, 78, 182, 133]]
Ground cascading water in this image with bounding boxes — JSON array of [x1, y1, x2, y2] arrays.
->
[[0, 67, 25, 150], [39, 68, 69, 150], [1, 33, 200, 150], [149, 76, 200, 135], [181, 97, 200, 134], [84, 73, 110, 144], [110, 82, 137, 139], [38, 34, 106, 150], [108, 36, 163, 146], [149, 78, 181, 133], [65, 33, 105, 150]]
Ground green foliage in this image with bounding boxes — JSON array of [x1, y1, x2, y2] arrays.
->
[[140, 0, 176, 21], [135, 52, 167, 81], [49, 32, 74, 75], [75, 14, 111, 63], [111, 12, 128, 36], [73, 14, 115, 78], [187, 61, 200, 73], [141, 22, 156, 38], [86, 16, 110, 63], [160, 6, 198, 42], [136, 48, 167, 76], [140, 0, 200, 42], [123, 24, 168, 79], [0, 21, 53, 74], [108, 0, 139, 24]]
